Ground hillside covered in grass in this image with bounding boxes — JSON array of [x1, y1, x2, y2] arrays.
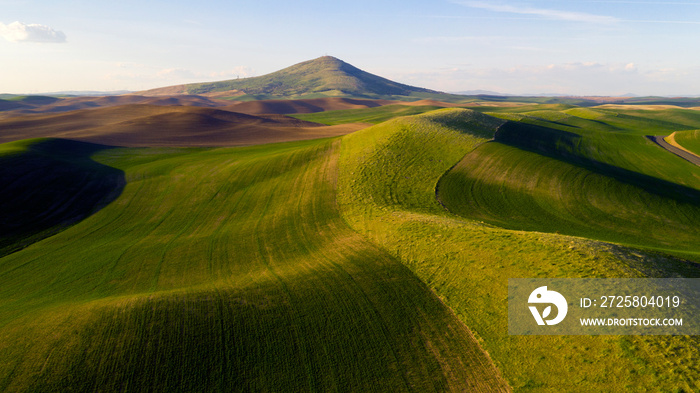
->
[[671, 129, 700, 155], [438, 116, 700, 258], [336, 107, 700, 391], [2, 100, 700, 391], [0, 137, 507, 392]]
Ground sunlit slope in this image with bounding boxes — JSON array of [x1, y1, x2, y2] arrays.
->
[[671, 129, 700, 156], [0, 138, 507, 392], [438, 116, 700, 258], [337, 108, 700, 391], [0, 139, 124, 257], [0, 104, 362, 147], [339, 108, 505, 214]]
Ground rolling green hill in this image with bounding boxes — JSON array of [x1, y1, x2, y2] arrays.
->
[[438, 108, 700, 259], [336, 108, 700, 391], [3, 102, 700, 391], [0, 137, 507, 392]]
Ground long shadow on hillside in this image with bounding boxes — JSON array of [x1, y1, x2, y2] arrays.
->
[[0, 139, 125, 257], [494, 121, 700, 205]]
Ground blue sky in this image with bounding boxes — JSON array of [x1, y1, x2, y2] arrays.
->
[[2, 0, 700, 96]]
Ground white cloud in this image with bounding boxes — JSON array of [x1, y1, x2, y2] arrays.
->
[[0, 21, 66, 43], [453, 1, 619, 24]]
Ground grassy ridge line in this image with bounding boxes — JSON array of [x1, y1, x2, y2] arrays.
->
[[670, 129, 700, 156], [0, 138, 507, 391], [337, 108, 700, 391], [337, 109, 503, 215]]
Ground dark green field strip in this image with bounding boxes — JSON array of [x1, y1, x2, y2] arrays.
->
[[337, 108, 700, 391], [0, 137, 507, 391]]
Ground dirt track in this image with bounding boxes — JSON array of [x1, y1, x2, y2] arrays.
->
[[647, 135, 700, 166]]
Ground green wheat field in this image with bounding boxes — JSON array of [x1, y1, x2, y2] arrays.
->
[[2, 102, 700, 392]]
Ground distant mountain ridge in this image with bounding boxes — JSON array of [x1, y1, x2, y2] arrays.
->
[[141, 56, 460, 101]]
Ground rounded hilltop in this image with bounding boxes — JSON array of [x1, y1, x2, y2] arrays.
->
[[141, 56, 443, 100]]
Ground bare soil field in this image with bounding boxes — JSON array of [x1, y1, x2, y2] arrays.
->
[[0, 95, 231, 118], [226, 97, 395, 114], [0, 95, 403, 117], [0, 104, 365, 147]]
